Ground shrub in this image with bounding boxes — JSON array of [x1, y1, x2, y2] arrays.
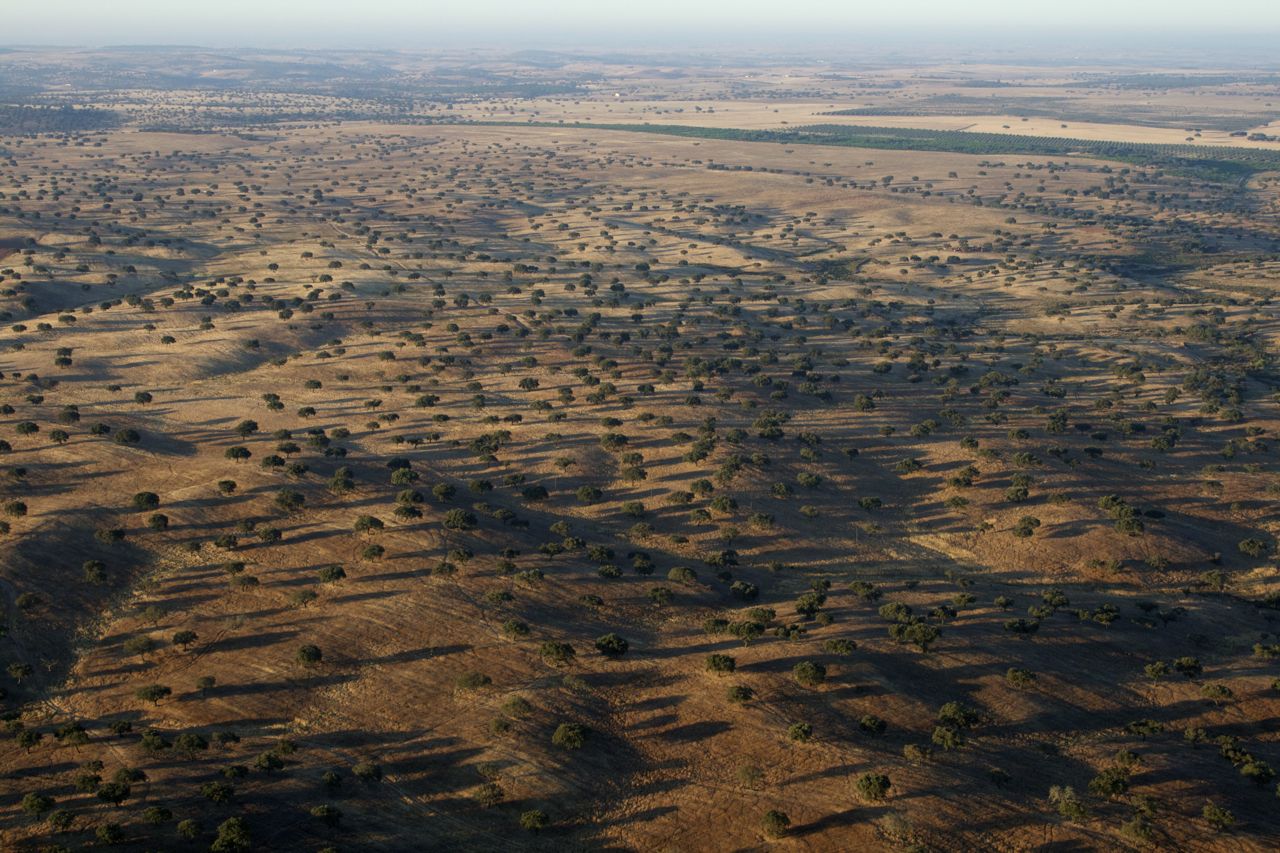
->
[[318, 565, 346, 583], [96, 824, 126, 845], [792, 660, 827, 687], [889, 619, 941, 652], [595, 633, 629, 658], [1121, 815, 1155, 844], [1201, 683, 1233, 705], [1049, 785, 1087, 821], [353, 514, 383, 533], [856, 772, 891, 801], [1012, 515, 1041, 537], [1240, 760, 1274, 787], [1088, 767, 1129, 798], [667, 566, 697, 584], [932, 725, 964, 750], [456, 671, 492, 690], [443, 509, 477, 531], [296, 644, 323, 665], [97, 780, 131, 806], [501, 620, 530, 639], [540, 641, 576, 666], [787, 722, 813, 742], [938, 701, 978, 729], [761, 809, 791, 838], [1239, 538, 1268, 558], [143, 805, 173, 824], [551, 722, 588, 749], [1172, 656, 1202, 678], [311, 804, 342, 826], [174, 732, 208, 757], [1006, 667, 1037, 688], [846, 716, 882, 738], [81, 555, 106, 581], [706, 654, 736, 674], [352, 761, 382, 782], [20, 792, 54, 818], [211, 816, 252, 852], [274, 488, 305, 513], [824, 638, 856, 655], [135, 684, 171, 704], [1202, 801, 1234, 831]]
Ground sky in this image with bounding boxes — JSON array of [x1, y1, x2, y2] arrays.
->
[[9, 0, 1280, 48]]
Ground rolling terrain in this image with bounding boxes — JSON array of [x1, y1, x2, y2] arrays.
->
[[1, 49, 1280, 851]]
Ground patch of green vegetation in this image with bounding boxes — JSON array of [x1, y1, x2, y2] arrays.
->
[[467, 120, 1280, 183]]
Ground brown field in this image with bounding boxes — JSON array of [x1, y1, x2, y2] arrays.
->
[[1, 47, 1280, 852], [445, 99, 1280, 149]]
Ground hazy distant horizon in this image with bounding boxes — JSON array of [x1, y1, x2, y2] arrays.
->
[[4, 35, 1280, 71], [8, 0, 1280, 57]]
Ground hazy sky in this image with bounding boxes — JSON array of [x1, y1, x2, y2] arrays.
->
[[10, 0, 1280, 47]]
